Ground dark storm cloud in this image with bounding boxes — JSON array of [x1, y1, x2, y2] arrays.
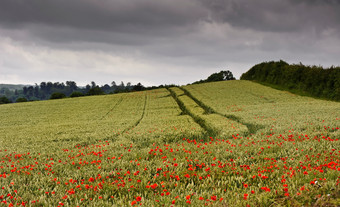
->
[[201, 0, 340, 33], [0, 0, 339, 85], [0, 0, 212, 50], [0, 0, 206, 33], [1, 0, 339, 43]]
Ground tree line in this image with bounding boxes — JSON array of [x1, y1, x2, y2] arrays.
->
[[0, 81, 174, 104], [192, 70, 235, 84], [240, 60, 340, 101], [0, 70, 237, 104]]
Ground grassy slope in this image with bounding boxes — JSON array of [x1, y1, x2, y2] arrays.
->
[[0, 89, 202, 152], [1, 92, 145, 151], [0, 81, 339, 206], [184, 80, 339, 138]]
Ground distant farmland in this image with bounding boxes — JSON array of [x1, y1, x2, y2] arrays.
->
[[0, 80, 339, 206]]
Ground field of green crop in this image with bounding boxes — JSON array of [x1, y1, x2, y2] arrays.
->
[[0, 81, 339, 206]]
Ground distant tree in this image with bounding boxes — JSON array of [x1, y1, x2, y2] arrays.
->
[[193, 70, 236, 84], [91, 81, 96, 89], [70, 91, 84, 98], [87, 86, 105, 96], [85, 84, 91, 91], [34, 85, 40, 97], [40, 82, 47, 92], [23, 86, 28, 96], [111, 81, 117, 92], [46, 82, 53, 93], [50, 92, 66, 100], [119, 81, 125, 90], [111, 81, 116, 87], [133, 83, 145, 91], [66, 81, 77, 91], [0, 96, 11, 104], [101, 84, 111, 93], [206, 70, 236, 82], [53, 82, 62, 89], [27, 86, 34, 97], [16, 97, 28, 103]]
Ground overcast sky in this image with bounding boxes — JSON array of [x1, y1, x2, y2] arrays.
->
[[0, 0, 339, 86]]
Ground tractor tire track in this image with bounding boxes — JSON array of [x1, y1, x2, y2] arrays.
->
[[167, 88, 217, 137], [122, 93, 148, 134], [99, 96, 124, 120], [180, 87, 264, 136]]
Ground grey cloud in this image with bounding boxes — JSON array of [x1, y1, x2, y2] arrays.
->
[[0, 0, 207, 32], [201, 0, 340, 34], [0, 0, 210, 49], [0, 0, 339, 86], [1, 0, 339, 45]]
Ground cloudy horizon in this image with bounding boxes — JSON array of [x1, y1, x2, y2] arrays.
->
[[1, 0, 339, 86]]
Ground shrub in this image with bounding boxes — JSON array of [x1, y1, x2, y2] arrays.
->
[[50, 92, 66, 100], [16, 97, 28, 103], [0, 96, 11, 104], [70, 91, 84, 98], [87, 86, 105, 96]]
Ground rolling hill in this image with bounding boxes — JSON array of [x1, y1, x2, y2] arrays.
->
[[0, 80, 339, 206]]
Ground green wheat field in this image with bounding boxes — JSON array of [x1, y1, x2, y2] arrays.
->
[[1, 80, 339, 206]]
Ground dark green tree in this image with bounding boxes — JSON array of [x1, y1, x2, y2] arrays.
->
[[87, 86, 105, 96], [133, 83, 145, 91], [46, 82, 53, 93], [206, 70, 236, 82], [240, 60, 340, 101], [85, 84, 91, 93], [70, 91, 84, 98], [0, 96, 11, 104], [101, 84, 111, 93], [50, 92, 66, 100], [16, 97, 28, 103], [193, 70, 236, 84], [66, 81, 77, 91]]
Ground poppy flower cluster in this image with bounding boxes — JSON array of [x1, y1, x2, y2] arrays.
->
[[1, 95, 340, 207]]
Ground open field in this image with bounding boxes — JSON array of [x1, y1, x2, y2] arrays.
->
[[1, 81, 339, 206]]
